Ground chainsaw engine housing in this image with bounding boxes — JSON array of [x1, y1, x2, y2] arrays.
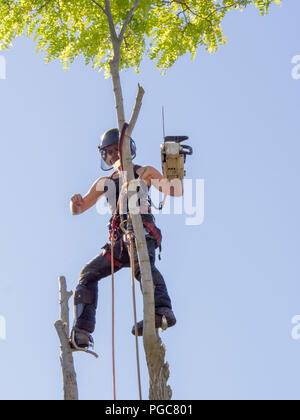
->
[[161, 136, 192, 181]]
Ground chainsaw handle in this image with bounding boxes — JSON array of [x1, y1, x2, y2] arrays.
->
[[180, 144, 193, 156], [164, 135, 189, 143]]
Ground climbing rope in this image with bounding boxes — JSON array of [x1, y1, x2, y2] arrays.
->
[[110, 231, 117, 401], [108, 123, 142, 401], [127, 218, 143, 400]]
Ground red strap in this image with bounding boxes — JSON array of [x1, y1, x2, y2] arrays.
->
[[142, 221, 161, 247], [109, 217, 121, 242], [104, 251, 123, 268], [118, 123, 129, 173]]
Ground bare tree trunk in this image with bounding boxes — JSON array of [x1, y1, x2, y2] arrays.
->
[[103, 0, 172, 399], [125, 84, 172, 401], [54, 276, 78, 401], [147, 336, 172, 400]]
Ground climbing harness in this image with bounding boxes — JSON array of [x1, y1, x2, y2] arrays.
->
[[106, 120, 192, 400]]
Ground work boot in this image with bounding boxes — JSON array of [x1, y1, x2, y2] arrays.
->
[[70, 327, 94, 350], [131, 308, 176, 336]]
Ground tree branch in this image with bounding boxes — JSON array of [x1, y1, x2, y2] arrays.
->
[[104, 0, 119, 45], [165, 0, 241, 22], [119, 0, 142, 43], [91, 0, 108, 16], [127, 83, 145, 136], [108, 5, 172, 400], [36, 0, 54, 13]]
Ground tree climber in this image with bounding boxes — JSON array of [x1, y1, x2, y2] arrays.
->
[[70, 128, 182, 349]]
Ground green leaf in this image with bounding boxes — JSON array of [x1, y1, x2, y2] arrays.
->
[[0, 0, 281, 73]]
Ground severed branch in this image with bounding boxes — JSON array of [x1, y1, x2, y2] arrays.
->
[[127, 84, 145, 135], [54, 276, 78, 401]]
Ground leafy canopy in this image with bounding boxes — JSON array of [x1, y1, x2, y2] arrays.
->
[[0, 0, 281, 74]]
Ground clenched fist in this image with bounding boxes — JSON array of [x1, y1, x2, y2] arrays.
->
[[70, 194, 84, 215], [71, 194, 84, 206]]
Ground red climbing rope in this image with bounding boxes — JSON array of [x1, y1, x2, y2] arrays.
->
[[109, 123, 142, 400], [128, 219, 143, 400], [110, 231, 117, 401]]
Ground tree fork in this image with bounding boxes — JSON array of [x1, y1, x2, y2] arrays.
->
[[107, 6, 173, 396]]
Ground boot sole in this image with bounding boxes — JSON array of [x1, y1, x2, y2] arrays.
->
[[132, 317, 176, 336]]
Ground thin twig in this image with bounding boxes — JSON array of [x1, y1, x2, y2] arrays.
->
[[163, 0, 240, 26], [119, 0, 142, 43], [91, 0, 108, 16], [36, 0, 54, 13]]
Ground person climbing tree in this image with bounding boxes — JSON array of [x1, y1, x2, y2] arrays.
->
[[69, 128, 182, 350]]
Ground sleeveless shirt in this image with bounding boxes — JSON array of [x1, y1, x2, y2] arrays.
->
[[103, 165, 162, 253], [104, 165, 153, 225]]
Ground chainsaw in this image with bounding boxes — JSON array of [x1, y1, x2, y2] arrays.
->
[[161, 135, 193, 181]]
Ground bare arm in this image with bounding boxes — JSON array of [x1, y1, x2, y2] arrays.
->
[[70, 177, 108, 215], [137, 166, 183, 197]]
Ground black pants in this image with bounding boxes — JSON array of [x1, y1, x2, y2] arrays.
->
[[74, 235, 172, 333]]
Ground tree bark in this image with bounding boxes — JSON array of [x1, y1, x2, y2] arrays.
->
[[105, 0, 172, 398], [54, 276, 78, 401], [126, 85, 172, 401]]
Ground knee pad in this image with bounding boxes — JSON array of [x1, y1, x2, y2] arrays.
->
[[79, 270, 99, 285], [74, 285, 97, 320]]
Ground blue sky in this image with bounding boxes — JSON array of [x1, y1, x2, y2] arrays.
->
[[1, 1, 300, 400]]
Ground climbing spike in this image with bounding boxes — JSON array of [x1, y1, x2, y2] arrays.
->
[[161, 315, 168, 331]]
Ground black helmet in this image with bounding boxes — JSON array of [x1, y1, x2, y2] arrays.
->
[[99, 128, 119, 151], [98, 128, 137, 171]]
